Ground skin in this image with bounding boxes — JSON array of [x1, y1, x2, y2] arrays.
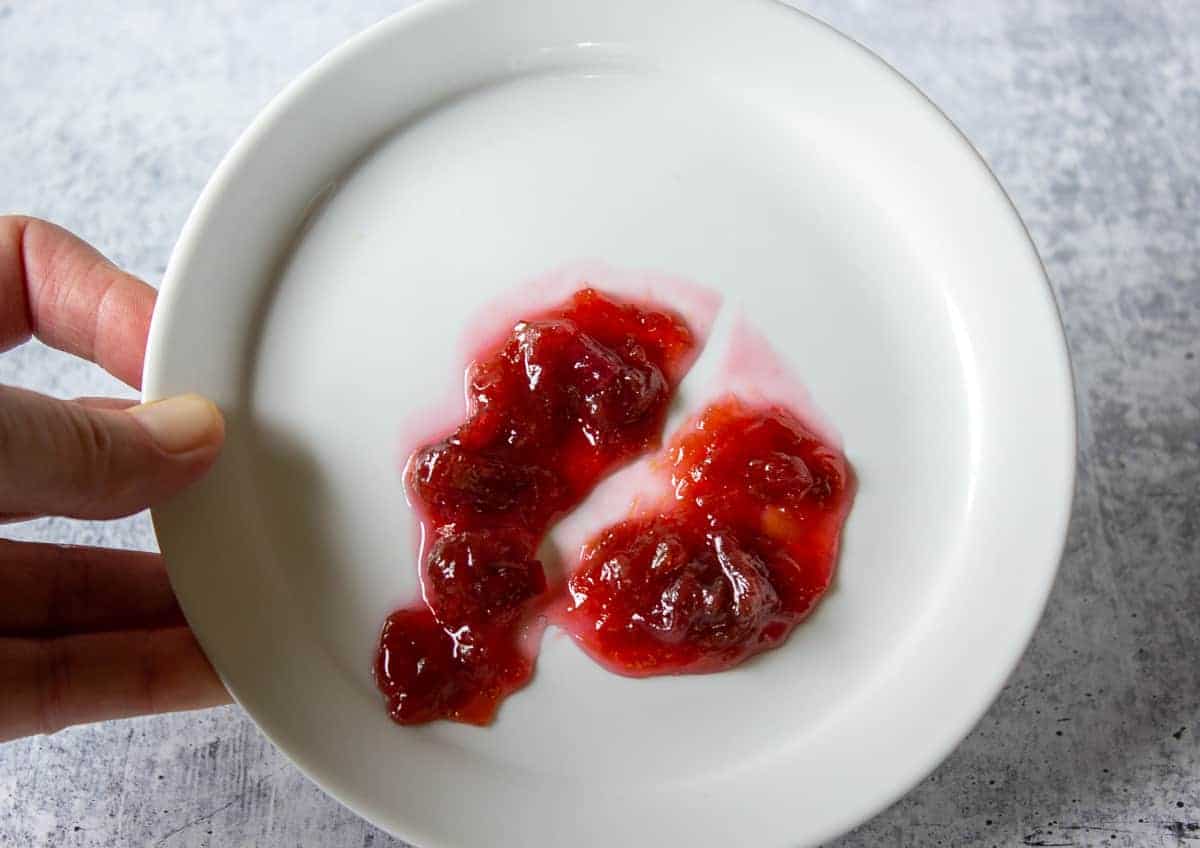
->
[[0, 216, 230, 743]]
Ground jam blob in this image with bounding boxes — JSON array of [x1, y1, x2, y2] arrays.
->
[[561, 397, 854, 675], [375, 288, 697, 724]]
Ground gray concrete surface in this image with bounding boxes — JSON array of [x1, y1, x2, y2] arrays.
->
[[1, 1, 1197, 845]]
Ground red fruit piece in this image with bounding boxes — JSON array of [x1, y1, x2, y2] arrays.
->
[[375, 608, 531, 726], [567, 515, 786, 673], [408, 442, 562, 526], [424, 528, 545, 629]]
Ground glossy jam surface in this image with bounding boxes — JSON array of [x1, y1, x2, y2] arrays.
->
[[562, 397, 854, 675], [375, 289, 696, 724]]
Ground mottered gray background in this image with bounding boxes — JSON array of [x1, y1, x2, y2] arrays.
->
[[1, 1, 1198, 846]]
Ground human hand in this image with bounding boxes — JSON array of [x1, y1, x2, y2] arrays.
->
[[0, 216, 230, 743]]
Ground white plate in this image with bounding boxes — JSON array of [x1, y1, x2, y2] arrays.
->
[[143, 1, 1075, 846]]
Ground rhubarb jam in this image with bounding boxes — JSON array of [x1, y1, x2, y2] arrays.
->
[[562, 397, 853, 675], [375, 288, 697, 724]]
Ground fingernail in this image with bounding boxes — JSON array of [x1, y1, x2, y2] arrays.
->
[[128, 394, 224, 454]]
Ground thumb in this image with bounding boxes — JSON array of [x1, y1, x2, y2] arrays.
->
[[0, 387, 225, 520]]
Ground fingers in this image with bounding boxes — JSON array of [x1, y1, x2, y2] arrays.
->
[[0, 386, 225, 520], [0, 628, 231, 743], [0, 216, 156, 388], [0, 218, 231, 743], [0, 541, 184, 637]]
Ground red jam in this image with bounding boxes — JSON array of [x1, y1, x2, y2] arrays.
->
[[561, 397, 854, 675], [375, 288, 697, 724]]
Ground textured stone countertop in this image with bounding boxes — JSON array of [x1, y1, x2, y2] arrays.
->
[[1, 1, 1197, 846]]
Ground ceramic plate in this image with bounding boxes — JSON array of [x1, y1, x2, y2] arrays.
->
[[144, 1, 1075, 845]]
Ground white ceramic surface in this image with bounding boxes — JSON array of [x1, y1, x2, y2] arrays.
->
[[143, 1, 1075, 846]]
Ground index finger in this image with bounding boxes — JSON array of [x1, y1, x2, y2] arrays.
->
[[0, 216, 157, 389]]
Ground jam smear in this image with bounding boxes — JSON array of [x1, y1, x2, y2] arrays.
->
[[375, 288, 697, 724], [562, 396, 854, 675]]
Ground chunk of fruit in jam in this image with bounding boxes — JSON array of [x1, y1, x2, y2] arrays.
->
[[567, 516, 785, 670], [563, 397, 853, 676], [408, 442, 563, 527], [375, 288, 697, 725], [375, 607, 532, 726], [423, 527, 545, 629]]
